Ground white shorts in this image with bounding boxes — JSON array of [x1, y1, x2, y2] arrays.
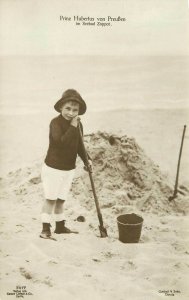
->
[[41, 164, 75, 200]]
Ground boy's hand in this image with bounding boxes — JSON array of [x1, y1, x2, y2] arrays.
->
[[88, 159, 93, 170], [71, 116, 79, 127], [84, 160, 93, 172]]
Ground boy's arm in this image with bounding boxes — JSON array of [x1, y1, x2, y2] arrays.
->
[[77, 123, 92, 164], [50, 120, 77, 146]]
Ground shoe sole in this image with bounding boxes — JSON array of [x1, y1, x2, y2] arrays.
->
[[54, 231, 79, 234], [39, 234, 57, 241]]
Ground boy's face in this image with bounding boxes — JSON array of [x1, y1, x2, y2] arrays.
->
[[60, 101, 80, 120]]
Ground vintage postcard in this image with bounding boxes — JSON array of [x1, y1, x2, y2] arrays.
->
[[0, 1, 188, 299]]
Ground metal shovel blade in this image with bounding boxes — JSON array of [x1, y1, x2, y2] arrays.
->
[[99, 226, 108, 238]]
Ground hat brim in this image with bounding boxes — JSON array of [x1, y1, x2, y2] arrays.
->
[[54, 96, 87, 115]]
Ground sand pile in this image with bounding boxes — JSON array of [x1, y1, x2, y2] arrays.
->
[[71, 132, 189, 217]]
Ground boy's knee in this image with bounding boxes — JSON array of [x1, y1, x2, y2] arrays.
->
[[56, 198, 65, 204], [46, 199, 56, 205]]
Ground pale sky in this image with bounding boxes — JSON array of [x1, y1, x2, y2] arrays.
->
[[0, 0, 188, 56]]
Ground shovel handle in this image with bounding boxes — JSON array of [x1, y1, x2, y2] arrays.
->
[[78, 121, 104, 226], [78, 120, 91, 169], [173, 125, 186, 197]]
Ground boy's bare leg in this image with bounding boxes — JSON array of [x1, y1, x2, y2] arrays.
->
[[42, 199, 56, 214], [54, 198, 65, 215]]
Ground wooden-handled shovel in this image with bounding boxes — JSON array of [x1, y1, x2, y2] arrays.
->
[[169, 125, 187, 201], [78, 121, 108, 237]]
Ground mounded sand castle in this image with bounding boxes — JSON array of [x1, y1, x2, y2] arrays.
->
[[72, 132, 188, 214]]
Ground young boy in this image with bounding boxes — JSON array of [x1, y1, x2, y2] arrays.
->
[[40, 89, 92, 239]]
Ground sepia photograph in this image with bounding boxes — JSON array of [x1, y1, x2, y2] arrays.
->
[[0, 1, 189, 299]]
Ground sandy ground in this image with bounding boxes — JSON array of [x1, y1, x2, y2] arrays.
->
[[0, 126, 189, 300]]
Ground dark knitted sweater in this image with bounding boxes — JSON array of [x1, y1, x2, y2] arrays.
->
[[45, 114, 87, 170]]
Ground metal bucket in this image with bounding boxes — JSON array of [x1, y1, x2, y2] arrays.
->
[[117, 213, 143, 243]]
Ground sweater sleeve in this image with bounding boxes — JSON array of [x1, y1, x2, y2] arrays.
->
[[50, 119, 77, 146], [77, 123, 91, 164]]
